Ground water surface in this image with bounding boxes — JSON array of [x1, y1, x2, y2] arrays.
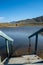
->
[[0, 26, 43, 56]]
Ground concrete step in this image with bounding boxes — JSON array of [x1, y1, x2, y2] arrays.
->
[[4, 55, 43, 65]]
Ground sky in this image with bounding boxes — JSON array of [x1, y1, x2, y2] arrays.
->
[[0, 0, 43, 23]]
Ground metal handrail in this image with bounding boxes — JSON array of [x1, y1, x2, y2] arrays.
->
[[28, 28, 43, 38], [0, 31, 14, 63], [28, 28, 43, 54], [0, 31, 14, 41]]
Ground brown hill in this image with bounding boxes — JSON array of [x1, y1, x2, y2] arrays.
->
[[15, 16, 43, 23], [0, 16, 43, 27]]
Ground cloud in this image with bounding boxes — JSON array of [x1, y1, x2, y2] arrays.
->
[[0, 17, 4, 20]]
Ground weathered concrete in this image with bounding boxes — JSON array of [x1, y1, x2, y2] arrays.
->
[[3, 55, 43, 65]]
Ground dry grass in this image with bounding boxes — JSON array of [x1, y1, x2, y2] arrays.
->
[[37, 51, 43, 59], [0, 23, 43, 27], [11, 48, 29, 57], [38, 54, 43, 59]]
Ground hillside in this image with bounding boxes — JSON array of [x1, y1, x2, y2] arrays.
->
[[0, 16, 43, 27], [11, 16, 43, 23]]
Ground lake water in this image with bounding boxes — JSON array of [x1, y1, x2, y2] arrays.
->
[[0, 26, 43, 58]]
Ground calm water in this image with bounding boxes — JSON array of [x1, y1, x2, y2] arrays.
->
[[0, 26, 43, 54]]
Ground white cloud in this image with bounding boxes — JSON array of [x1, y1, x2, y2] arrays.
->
[[0, 17, 4, 20]]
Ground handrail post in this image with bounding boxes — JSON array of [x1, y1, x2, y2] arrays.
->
[[6, 40, 9, 57], [11, 41, 14, 55], [35, 34, 38, 54], [0, 56, 1, 63], [28, 38, 31, 54]]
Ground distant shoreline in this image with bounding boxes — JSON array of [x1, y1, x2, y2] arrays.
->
[[0, 23, 43, 27]]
